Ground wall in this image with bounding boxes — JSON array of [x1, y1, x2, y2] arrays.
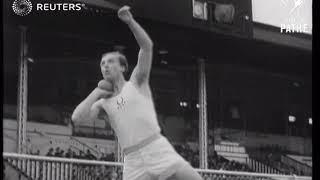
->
[[3, 130, 17, 153], [4, 105, 67, 125]]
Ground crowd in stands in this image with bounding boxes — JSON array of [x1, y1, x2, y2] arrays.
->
[[45, 147, 116, 162], [43, 142, 254, 173], [68, 165, 122, 180], [174, 144, 253, 172], [91, 166, 122, 180], [44, 147, 120, 179]]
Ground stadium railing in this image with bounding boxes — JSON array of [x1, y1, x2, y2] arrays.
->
[[3, 152, 312, 180]]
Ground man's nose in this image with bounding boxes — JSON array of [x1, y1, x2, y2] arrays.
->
[[103, 64, 110, 69]]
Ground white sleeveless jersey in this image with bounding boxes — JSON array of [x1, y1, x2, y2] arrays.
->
[[101, 81, 161, 149]]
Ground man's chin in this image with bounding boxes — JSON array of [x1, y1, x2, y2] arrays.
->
[[104, 76, 113, 81]]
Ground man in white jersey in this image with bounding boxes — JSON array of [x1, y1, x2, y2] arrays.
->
[[72, 6, 203, 180]]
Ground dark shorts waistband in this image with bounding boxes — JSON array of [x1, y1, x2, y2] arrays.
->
[[123, 133, 162, 156]]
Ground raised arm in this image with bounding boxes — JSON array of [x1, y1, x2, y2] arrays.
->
[[118, 6, 153, 86]]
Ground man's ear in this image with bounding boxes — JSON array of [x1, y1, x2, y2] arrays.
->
[[120, 65, 126, 74]]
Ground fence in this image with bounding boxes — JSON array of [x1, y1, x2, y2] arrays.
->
[[3, 152, 312, 180], [247, 158, 283, 174]]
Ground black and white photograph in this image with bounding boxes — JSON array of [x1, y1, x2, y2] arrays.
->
[[3, 0, 313, 180]]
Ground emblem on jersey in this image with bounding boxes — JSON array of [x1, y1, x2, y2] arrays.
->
[[116, 97, 126, 110]]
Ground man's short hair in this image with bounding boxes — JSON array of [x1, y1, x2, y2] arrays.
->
[[101, 51, 129, 75]]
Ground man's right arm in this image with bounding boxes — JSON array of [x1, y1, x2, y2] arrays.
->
[[71, 88, 110, 124]]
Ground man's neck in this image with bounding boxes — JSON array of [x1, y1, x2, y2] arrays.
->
[[112, 76, 126, 95]]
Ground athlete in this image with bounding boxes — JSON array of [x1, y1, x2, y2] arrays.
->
[[72, 6, 203, 180]]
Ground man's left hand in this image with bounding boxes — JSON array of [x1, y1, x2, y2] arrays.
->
[[118, 6, 133, 24]]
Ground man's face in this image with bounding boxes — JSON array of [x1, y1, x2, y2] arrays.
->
[[100, 53, 124, 81]]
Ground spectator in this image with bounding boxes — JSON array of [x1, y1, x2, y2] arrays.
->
[[100, 153, 106, 161], [54, 147, 61, 156], [203, 174, 209, 180], [72, 151, 78, 159], [65, 148, 73, 158], [86, 149, 96, 160], [26, 138, 33, 154], [79, 151, 85, 159], [59, 150, 65, 157], [109, 170, 118, 180], [107, 153, 115, 161], [46, 148, 54, 156]]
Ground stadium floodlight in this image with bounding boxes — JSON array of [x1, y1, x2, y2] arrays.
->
[[288, 115, 296, 122], [179, 102, 183, 107], [180, 101, 188, 107], [183, 102, 188, 107]]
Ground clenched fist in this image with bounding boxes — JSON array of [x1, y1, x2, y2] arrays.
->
[[118, 6, 133, 24]]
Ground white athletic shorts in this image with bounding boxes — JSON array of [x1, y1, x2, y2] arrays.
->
[[123, 135, 191, 180]]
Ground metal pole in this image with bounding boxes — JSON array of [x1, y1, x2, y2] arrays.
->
[[198, 58, 208, 169], [115, 136, 123, 175], [116, 137, 123, 163], [17, 26, 28, 154]]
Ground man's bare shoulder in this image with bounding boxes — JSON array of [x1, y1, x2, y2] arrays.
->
[[128, 80, 152, 98]]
